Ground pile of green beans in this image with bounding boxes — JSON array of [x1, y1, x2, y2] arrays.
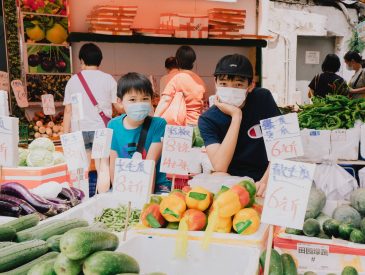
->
[[94, 205, 141, 232]]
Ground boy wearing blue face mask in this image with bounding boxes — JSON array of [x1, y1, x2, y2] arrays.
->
[[198, 54, 281, 197], [108, 72, 171, 193]]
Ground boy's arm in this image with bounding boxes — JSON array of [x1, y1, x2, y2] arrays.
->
[[203, 97, 242, 173], [146, 143, 163, 163], [109, 150, 118, 184]]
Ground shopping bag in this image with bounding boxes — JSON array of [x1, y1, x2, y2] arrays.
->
[[361, 124, 365, 159], [161, 91, 187, 126], [330, 127, 361, 161], [298, 129, 331, 162], [313, 163, 358, 200]]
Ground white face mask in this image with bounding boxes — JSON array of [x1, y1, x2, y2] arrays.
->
[[216, 86, 247, 107]]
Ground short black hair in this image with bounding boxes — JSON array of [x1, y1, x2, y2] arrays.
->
[[214, 54, 253, 84], [165, 56, 178, 70], [175, 45, 196, 70], [117, 72, 154, 100], [344, 51, 362, 63], [322, 54, 341, 73], [79, 43, 103, 66]]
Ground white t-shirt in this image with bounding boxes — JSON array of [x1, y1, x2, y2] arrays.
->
[[63, 70, 117, 131]]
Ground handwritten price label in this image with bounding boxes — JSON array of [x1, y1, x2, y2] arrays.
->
[[0, 116, 19, 167], [60, 132, 89, 171], [0, 71, 9, 92], [11, 80, 28, 108], [91, 128, 113, 159], [260, 113, 304, 160], [41, 94, 56, 115], [261, 159, 315, 229], [160, 125, 193, 175], [113, 158, 155, 209], [297, 243, 331, 271]]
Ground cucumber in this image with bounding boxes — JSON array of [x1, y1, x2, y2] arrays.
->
[[0, 226, 16, 241], [1, 252, 58, 275], [28, 258, 57, 275], [303, 272, 317, 275], [303, 219, 320, 237], [54, 253, 84, 275], [0, 239, 48, 272], [1, 213, 40, 232], [323, 219, 341, 238], [281, 253, 297, 275], [47, 234, 62, 252], [0, 242, 15, 249], [259, 249, 283, 275], [342, 266, 359, 275], [339, 223, 355, 240], [17, 219, 88, 242], [60, 227, 119, 260], [360, 218, 365, 235], [350, 229, 365, 244], [83, 251, 140, 275], [285, 228, 303, 235]]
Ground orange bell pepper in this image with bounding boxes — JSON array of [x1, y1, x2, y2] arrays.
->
[[186, 186, 212, 211], [233, 208, 260, 235], [183, 209, 207, 231], [141, 203, 166, 228], [160, 192, 186, 222]]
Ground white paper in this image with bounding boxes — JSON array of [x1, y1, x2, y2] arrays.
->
[[261, 159, 316, 229], [0, 91, 9, 116], [0, 116, 19, 167], [91, 128, 113, 159], [305, 51, 320, 65], [297, 243, 332, 271], [113, 158, 155, 209], [0, 71, 9, 92], [160, 125, 193, 175], [261, 113, 304, 160], [60, 131, 89, 171], [41, 94, 56, 115], [11, 80, 29, 108]]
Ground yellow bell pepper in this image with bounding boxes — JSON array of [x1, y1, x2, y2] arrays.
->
[[232, 208, 260, 235], [186, 186, 212, 211], [213, 189, 241, 218], [209, 214, 232, 233], [160, 192, 186, 222]]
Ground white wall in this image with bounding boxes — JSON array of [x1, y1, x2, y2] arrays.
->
[[261, 2, 357, 106]]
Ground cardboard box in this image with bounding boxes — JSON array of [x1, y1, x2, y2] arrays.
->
[[160, 13, 208, 38]]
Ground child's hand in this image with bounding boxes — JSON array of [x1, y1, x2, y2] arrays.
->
[[214, 96, 242, 118]]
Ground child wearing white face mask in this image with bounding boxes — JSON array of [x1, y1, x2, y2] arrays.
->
[[108, 72, 171, 193], [198, 54, 281, 197]]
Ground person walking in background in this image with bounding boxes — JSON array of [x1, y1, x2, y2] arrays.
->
[[308, 54, 348, 98], [159, 56, 179, 95], [63, 43, 123, 194], [154, 45, 206, 126], [344, 50, 365, 98]]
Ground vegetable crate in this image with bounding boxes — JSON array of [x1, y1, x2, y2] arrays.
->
[[274, 230, 365, 274], [0, 164, 70, 189]]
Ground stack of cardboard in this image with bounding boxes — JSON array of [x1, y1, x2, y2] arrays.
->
[[208, 8, 246, 40], [87, 5, 137, 35], [160, 13, 209, 38]]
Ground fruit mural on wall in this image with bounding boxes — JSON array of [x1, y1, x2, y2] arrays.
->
[[27, 45, 71, 74], [20, 0, 67, 15]]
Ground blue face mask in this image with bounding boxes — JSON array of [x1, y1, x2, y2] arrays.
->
[[125, 102, 151, 121]]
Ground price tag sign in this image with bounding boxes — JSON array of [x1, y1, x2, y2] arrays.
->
[[0, 91, 9, 116], [91, 128, 113, 159], [11, 80, 28, 108], [0, 116, 19, 167], [41, 94, 56, 115], [261, 113, 304, 160], [261, 159, 316, 229], [297, 243, 332, 270], [60, 131, 89, 171], [113, 158, 155, 209], [71, 93, 84, 120], [160, 125, 193, 175], [0, 71, 9, 92]]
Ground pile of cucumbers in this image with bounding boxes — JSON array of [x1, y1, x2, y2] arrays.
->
[[0, 213, 164, 275], [304, 266, 359, 275]]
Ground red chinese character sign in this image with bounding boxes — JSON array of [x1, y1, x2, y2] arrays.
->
[[113, 158, 155, 209], [260, 113, 304, 160], [0, 116, 19, 167], [41, 94, 56, 115], [160, 125, 193, 176], [0, 71, 9, 92], [261, 159, 315, 229]]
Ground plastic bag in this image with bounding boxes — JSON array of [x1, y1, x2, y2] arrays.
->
[[313, 163, 358, 200], [330, 127, 360, 161], [298, 129, 331, 162]]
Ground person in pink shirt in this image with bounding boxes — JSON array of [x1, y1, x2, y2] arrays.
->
[[154, 46, 206, 126], [159, 56, 179, 95]]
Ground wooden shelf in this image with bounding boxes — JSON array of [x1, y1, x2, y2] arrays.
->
[[68, 32, 268, 47]]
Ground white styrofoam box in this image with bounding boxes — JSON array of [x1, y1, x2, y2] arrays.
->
[[298, 129, 331, 163], [118, 234, 260, 275], [360, 167, 365, 188], [188, 174, 254, 194], [330, 127, 361, 161]]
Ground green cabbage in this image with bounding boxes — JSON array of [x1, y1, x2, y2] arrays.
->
[[26, 149, 54, 167], [18, 148, 29, 166], [29, 137, 55, 152], [53, 151, 65, 165]]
